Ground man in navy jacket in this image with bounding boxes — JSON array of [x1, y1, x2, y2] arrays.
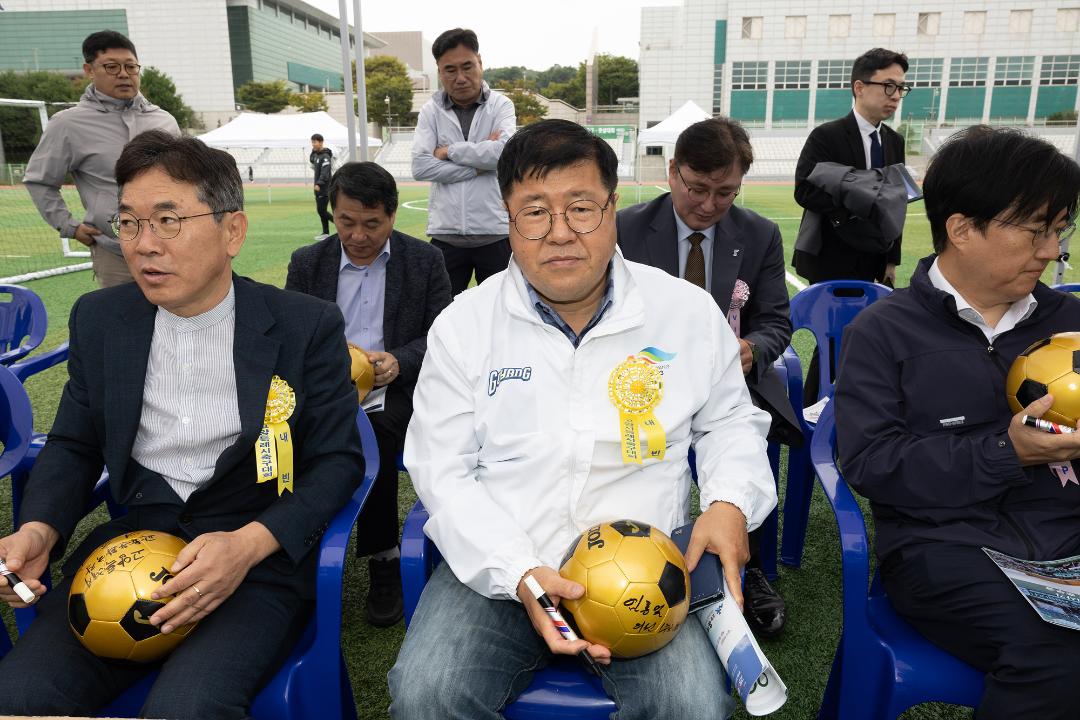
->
[[835, 126, 1080, 720]]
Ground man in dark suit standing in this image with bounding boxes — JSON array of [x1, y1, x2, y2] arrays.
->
[[286, 162, 452, 627], [618, 117, 799, 637], [0, 131, 363, 718], [793, 48, 909, 286]]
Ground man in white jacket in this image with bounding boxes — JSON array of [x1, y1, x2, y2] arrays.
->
[[411, 28, 516, 295], [390, 119, 777, 719]]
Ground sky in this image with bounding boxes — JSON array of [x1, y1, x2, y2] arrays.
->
[[307, 0, 681, 71]]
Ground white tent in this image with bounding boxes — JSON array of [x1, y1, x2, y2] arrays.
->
[[198, 111, 381, 149], [637, 101, 711, 146]]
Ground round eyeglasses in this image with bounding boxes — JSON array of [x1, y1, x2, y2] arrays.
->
[[510, 197, 613, 240], [97, 62, 141, 76], [861, 80, 912, 97], [675, 165, 740, 205], [111, 209, 238, 243], [994, 218, 1077, 247]]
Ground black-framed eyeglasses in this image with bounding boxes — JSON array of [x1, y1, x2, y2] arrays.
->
[[96, 61, 141, 76], [111, 209, 237, 243], [861, 80, 912, 97], [993, 217, 1077, 247], [675, 165, 740, 205], [509, 197, 613, 240]]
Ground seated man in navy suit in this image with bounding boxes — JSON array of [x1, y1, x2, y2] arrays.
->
[[286, 162, 452, 626], [618, 117, 799, 637], [0, 130, 363, 719]]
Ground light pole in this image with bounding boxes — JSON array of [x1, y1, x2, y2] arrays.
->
[[384, 94, 392, 129]]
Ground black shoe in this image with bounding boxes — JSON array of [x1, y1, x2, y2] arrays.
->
[[366, 557, 404, 627], [743, 567, 786, 637]]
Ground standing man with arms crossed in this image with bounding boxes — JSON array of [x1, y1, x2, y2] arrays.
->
[[286, 161, 452, 627], [792, 48, 908, 287], [309, 133, 334, 240], [24, 30, 180, 288], [618, 117, 800, 638], [0, 131, 363, 718], [835, 126, 1080, 719], [390, 119, 776, 719], [412, 27, 516, 295]]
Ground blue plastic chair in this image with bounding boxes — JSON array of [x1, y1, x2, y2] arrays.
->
[[780, 280, 891, 568], [400, 501, 616, 719], [1052, 283, 1080, 294], [8, 409, 379, 720], [0, 363, 33, 482], [0, 284, 48, 366], [811, 402, 984, 719]]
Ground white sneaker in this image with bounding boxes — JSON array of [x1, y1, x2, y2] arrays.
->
[[314, 233, 330, 241]]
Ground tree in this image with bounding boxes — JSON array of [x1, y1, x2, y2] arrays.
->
[[288, 91, 328, 113], [357, 56, 412, 126], [537, 55, 639, 109], [0, 70, 83, 162], [505, 88, 547, 125], [484, 66, 533, 88], [140, 66, 200, 129], [236, 80, 291, 114]]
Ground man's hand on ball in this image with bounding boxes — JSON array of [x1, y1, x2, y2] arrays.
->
[[149, 522, 279, 633], [685, 501, 750, 610], [369, 351, 399, 387], [0, 522, 59, 607], [516, 566, 612, 664], [1009, 394, 1080, 465]]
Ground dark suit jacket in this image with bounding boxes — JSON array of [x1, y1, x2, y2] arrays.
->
[[21, 276, 364, 598], [617, 195, 800, 443], [285, 230, 451, 401], [793, 111, 905, 283]]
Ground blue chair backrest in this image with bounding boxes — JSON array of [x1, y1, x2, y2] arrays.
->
[[0, 285, 48, 366], [789, 280, 891, 403], [1052, 283, 1080, 294], [0, 363, 33, 479]]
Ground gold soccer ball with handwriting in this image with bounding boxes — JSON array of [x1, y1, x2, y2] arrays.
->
[[348, 343, 375, 402], [559, 520, 689, 658], [68, 531, 198, 662], [1006, 332, 1080, 427]]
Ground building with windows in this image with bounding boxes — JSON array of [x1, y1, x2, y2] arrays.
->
[[640, 0, 1080, 131], [0, 0, 385, 127]]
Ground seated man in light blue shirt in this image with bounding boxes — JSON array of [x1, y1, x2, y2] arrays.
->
[[285, 162, 452, 626]]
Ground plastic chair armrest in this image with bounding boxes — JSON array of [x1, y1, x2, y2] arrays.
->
[[9, 342, 69, 383]]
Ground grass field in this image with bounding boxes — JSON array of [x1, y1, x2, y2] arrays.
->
[[3, 179, 1048, 718]]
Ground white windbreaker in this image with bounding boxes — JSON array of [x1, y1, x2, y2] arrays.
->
[[411, 84, 516, 239], [404, 253, 777, 600]]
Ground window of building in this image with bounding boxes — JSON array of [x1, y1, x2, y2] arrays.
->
[[785, 16, 807, 39], [731, 61, 768, 90], [742, 17, 762, 39], [918, 12, 941, 36], [963, 11, 986, 35], [817, 59, 854, 88], [908, 58, 944, 87], [949, 57, 989, 87], [994, 56, 1034, 86], [775, 60, 810, 89], [1058, 8, 1080, 32], [1009, 9, 1033, 33], [872, 13, 895, 37], [1040, 55, 1080, 85], [713, 66, 724, 114], [828, 15, 851, 38]]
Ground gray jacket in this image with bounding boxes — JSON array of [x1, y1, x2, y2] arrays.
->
[[794, 162, 909, 258], [23, 85, 180, 256], [411, 83, 515, 241]]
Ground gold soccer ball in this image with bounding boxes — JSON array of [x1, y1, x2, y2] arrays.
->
[[68, 531, 197, 662], [348, 343, 375, 402], [1006, 332, 1080, 427], [559, 520, 689, 659]]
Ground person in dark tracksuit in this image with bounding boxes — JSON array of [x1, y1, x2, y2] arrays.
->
[[310, 133, 334, 239], [835, 126, 1080, 720]]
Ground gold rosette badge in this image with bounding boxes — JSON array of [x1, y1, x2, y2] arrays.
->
[[608, 356, 666, 464], [257, 375, 296, 495]]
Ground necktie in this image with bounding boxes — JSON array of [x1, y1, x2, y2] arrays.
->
[[684, 232, 706, 290], [869, 130, 885, 169]]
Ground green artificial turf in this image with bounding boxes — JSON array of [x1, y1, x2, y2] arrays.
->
[[6, 179, 1053, 718]]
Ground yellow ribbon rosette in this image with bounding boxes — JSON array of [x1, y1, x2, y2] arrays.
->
[[257, 375, 296, 495], [608, 356, 666, 463]]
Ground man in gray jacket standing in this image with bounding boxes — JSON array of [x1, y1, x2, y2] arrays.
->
[[412, 28, 516, 296], [24, 30, 180, 288]]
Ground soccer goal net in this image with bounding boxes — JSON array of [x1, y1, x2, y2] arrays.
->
[[1, 97, 91, 284]]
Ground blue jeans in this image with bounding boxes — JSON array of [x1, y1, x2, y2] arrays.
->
[[389, 564, 734, 720]]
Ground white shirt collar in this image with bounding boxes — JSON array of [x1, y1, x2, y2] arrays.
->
[[928, 257, 1037, 341], [853, 109, 882, 137]]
